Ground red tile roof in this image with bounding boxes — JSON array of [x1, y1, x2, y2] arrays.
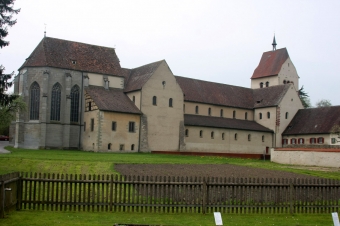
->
[[20, 37, 123, 76], [253, 84, 291, 108], [85, 85, 142, 114], [251, 48, 289, 79], [184, 114, 273, 132], [282, 106, 340, 135], [124, 60, 164, 92], [176, 76, 254, 109]]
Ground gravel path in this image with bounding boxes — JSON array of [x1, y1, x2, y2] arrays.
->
[[114, 163, 321, 179], [0, 141, 10, 154]]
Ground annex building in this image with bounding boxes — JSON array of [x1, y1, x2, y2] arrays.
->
[[9, 36, 340, 158]]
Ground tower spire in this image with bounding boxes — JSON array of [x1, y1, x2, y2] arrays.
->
[[272, 34, 277, 51]]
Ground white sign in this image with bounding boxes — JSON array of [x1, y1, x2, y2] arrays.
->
[[214, 212, 223, 226], [332, 212, 340, 226]]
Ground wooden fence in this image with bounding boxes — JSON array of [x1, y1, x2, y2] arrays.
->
[[0, 172, 20, 218], [1, 172, 340, 216]]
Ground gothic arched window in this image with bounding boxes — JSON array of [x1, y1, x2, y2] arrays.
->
[[30, 82, 40, 120], [70, 85, 80, 122], [51, 83, 61, 121]]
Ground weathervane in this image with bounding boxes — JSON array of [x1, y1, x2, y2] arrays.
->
[[44, 23, 47, 37]]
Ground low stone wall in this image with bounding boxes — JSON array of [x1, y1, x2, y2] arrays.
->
[[271, 148, 340, 168], [283, 144, 340, 149]]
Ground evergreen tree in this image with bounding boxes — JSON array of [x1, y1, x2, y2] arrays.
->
[[0, 0, 20, 106], [298, 86, 311, 108], [315, 99, 332, 108]]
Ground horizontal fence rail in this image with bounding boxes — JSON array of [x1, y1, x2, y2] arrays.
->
[[1, 172, 340, 214]]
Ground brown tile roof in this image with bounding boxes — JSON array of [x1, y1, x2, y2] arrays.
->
[[282, 106, 340, 135], [184, 114, 273, 132], [253, 84, 291, 108], [85, 85, 142, 114], [124, 60, 164, 92], [251, 48, 289, 79], [176, 76, 254, 109], [19, 37, 122, 76]]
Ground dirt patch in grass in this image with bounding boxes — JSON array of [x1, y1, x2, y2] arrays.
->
[[114, 164, 321, 179]]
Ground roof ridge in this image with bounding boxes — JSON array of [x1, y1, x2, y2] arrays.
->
[[131, 59, 164, 70], [45, 36, 116, 50], [175, 75, 251, 90]]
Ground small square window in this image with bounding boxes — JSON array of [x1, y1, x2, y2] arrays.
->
[[331, 138, 336, 144]]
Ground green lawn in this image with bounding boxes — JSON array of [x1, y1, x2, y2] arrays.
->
[[0, 210, 336, 226], [1, 147, 339, 225], [1, 146, 340, 179]]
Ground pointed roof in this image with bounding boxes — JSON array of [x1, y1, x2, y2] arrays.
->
[[85, 85, 142, 114], [19, 37, 123, 76], [184, 114, 273, 132], [283, 106, 340, 135], [272, 35, 277, 50], [124, 60, 164, 92], [251, 48, 289, 79]]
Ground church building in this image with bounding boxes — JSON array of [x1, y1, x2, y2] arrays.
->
[[10, 36, 339, 157]]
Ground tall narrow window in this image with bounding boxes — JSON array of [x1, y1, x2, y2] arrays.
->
[[291, 138, 296, 144], [133, 96, 135, 103], [222, 133, 225, 140], [208, 108, 211, 116], [70, 85, 80, 122], [245, 112, 248, 120], [265, 81, 269, 87], [285, 112, 289, 119], [259, 113, 262, 119], [30, 82, 40, 120], [262, 135, 265, 142], [183, 104, 185, 113], [298, 138, 304, 144], [91, 118, 94, 131], [152, 96, 157, 106], [112, 121, 117, 131], [195, 106, 199, 114], [129, 122, 135, 132], [51, 83, 61, 121], [199, 130, 203, 138], [108, 143, 112, 150], [185, 129, 189, 137], [267, 112, 270, 119], [220, 109, 223, 117], [211, 131, 214, 139], [169, 98, 173, 107], [260, 82, 263, 88], [88, 102, 92, 111], [131, 144, 135, 151], [233, 110, 236, 119], [248, 134, 251, 141], [234, 133, 238, 140]]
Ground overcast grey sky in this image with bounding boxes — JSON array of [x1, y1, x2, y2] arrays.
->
[[2, 0, 340, 106]]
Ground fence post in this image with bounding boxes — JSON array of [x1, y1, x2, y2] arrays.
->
[[202, 178, 207, 214], [17, 174, 22, 210], [0, 177, 4, 218], [289, 182, 294, 214]]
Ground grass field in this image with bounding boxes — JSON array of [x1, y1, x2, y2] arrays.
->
[[0, 210, 336, 226], [1, 146, 340, 179], [0, 147, 339, 225]]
